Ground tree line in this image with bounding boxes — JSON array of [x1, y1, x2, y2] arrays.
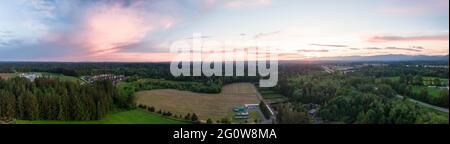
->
[[380, 74, 449, 108]]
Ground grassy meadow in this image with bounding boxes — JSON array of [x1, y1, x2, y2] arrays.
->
[[16, 109, 190, 124]]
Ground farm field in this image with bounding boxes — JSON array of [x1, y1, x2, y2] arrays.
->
[[412, 85, 445, 98], [0, 72, 80, 82], [379, 76, 448, 98], [16, 109, 189, 124], [384, 76, 448, 84], [0, 73, 16, 79], [135, 83, 261, 121]]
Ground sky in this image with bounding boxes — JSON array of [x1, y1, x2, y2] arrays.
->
[[0, 0, 448, 62]]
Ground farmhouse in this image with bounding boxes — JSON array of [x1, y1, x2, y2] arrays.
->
[[308, 109, 317, 117], [234, 112, 250, 119], [233, 105, 246, 112], [19, 73, 42, 81], [245, 104, 259, 109], [233, 104, 257, 120], [305, 103, 319, 116], [82, 74, 128, 84]]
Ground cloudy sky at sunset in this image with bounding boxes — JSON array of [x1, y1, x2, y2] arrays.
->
[[0, 0, 448, 61]]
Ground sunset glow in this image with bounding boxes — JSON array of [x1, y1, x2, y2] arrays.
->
[[0, 0, 448, 62]]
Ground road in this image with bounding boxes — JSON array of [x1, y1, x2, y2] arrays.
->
[[321, 65, 334, 73], [396, 95, 449, 113], [250, 84, 277, 124]]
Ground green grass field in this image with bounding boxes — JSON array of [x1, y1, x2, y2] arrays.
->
[[116, 78, 206, 92], [412, 85, 443, 98], [417, 105, 449, 124], [384, 76, 448, 82], [130, 78, 203, 87], [16, 109, 190, 124], [379, 76, 447, 98], [0, 73, 17, 79], [40, 72, 81, 83], [260, 90, 288, 104], [1, 72, 81, 83]]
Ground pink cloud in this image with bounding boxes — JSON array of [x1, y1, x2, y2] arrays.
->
[[35, 1, 181, 61], [384, 46, 422, 52], [298, 49, 329, 53], [77, 3, 176, 56], [379, 0, 448, 15], [380, 6, 427, 15], [86, 52, 177, 62], [310, 44, 348, 48], [278, 53, 305, 60], [254, 31, 280, 39]]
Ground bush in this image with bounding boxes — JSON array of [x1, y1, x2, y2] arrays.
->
[[206, 118, 213, 124], [191, 113, 199, 122], [147, 106, 155, 112], [184, 113, 191, 120], [164, 111, 173, 117], [220, 118, 231, 124]]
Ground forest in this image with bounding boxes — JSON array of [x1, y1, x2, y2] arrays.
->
[[0, 61, 448, 124], [0, 77, 134, 121], [271, 62, 448, 124]]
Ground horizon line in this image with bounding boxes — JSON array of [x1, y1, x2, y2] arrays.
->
[[0, 54, 448, 63]]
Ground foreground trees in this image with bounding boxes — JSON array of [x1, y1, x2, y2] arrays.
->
[[275, 68, 448, 124], [0, 77, 131, 120], [0, 89, 16, 118], [276, 103, 311, 124], [318, 92, 421, 124]]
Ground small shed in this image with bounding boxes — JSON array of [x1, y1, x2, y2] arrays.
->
[[245, 104, 259, 109], [233, 105, 246, 112]]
